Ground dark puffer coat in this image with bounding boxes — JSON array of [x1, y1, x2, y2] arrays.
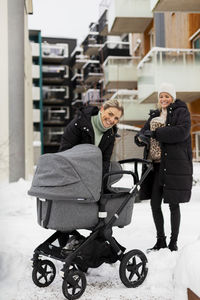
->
[[135, 99, 193, 204], [59, 106, 118, 176]]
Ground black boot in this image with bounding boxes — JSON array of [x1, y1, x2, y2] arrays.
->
[[147, 237, 167, 253], [168, 239, 178, 251]]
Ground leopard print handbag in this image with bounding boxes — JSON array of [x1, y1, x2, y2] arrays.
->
[[149, 117, 165, 162]]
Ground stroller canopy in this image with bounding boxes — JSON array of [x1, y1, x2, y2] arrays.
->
[[28, 144, 103, 202]]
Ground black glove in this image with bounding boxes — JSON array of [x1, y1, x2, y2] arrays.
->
[[144, 130, 156, 139], [137, 133, 150, 145]]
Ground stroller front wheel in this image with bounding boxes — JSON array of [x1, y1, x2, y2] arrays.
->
[[119, 249, 148, 288], [32, 259, 56, 287], [62, 269, 87, 300]]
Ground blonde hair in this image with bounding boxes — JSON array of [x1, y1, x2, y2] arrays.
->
[[157, 93, 175, 110], [102, 99, 124, 116]]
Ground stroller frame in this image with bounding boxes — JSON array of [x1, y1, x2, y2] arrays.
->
[[31, 158, 153, 299]]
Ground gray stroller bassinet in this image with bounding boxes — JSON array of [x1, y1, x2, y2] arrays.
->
[[28, 144, 134, 231]]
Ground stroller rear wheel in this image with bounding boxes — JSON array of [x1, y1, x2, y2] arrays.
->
[[119, 249, 148, 288], [62, 269, 86, 300], [32, 259, 56, 287]]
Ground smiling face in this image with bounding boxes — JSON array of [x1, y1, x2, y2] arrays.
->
[[100, 106, 122, 128], [159, 92, 174, 109]]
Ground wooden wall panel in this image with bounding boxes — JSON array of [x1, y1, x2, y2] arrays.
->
[[165, 12, 190, 48], [187, 288, 200, 300], [131, 21, 154, 58], [144, 20, 154, 55], [131, 33, 144, 57], [188, 98, 200, 152], [189, 98, 200, 132], [188, 14, 200, 40]]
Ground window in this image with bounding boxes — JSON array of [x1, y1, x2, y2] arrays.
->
[[193, 35, 200, 49], [64, 66, 69, 78], [195, 132, 200, 161], [149, 28, 155, 50], [190, 29, 200, 61], [65, 86, 69, 99]]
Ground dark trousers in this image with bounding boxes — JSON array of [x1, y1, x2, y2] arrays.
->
[[150, 163, 180, 241]]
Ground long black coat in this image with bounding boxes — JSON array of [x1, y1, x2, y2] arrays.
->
[[135, 99, 193, 204], [59, 106, 117, 176]]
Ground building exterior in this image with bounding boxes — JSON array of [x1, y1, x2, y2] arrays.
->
[[0, 0, 33, 182], [30, 34, 77, 160], [71, 0, 200, 160], [40, 36, 76, 155], [1, 0, 200, 183]]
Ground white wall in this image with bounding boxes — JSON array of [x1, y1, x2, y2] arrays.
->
[[0, 0, 34, 182], [0, 0, 9, 182], [24, 5, 34, 179]]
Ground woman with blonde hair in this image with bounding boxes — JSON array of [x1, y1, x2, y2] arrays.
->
[[135, 82, 193, 251], [59, 99, 124, 176]]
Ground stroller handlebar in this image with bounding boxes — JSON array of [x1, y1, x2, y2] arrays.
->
[[102, 170, 138, 187], [118, 158, 152, 166]]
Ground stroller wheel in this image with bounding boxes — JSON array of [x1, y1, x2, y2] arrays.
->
[[62, 269, 86, 300], [119, 249, 148, 288], [32, 259, 56, 287]]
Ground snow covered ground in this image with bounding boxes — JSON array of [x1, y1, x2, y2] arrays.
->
[[0, 163, 200, 300]]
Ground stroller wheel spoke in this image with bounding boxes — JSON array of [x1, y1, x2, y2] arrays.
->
[[128, 270, 134, 281], [44, 274, 48, 283], [119, 249, 148, 288], [72, 286, 80, 295], [37, 274, 44, 281]]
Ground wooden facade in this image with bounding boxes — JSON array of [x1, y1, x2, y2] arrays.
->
[[189, 14, 200, 41], [165, 12, 190, 48], [187, 288, 200, 300]]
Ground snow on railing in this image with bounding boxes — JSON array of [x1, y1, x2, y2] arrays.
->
[[103, 56, 140, 67], [137, 47, 200, 69], [99, 40, 130, 51], [111, 89, 138, 101]]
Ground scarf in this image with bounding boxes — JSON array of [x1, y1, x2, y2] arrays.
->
[[91, 111, 109, 146]]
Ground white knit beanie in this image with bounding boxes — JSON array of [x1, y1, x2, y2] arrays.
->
[[158, 82, 176, 100]]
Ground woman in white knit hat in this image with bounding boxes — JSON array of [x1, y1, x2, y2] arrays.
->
[[135, 82, 193, 252]]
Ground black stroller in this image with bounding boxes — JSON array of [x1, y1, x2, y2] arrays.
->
[[28, 144, 153, 299]]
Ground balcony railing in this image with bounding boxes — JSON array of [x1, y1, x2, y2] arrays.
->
[[43, 106, 69, 125], [71, 73, 83, 82], [89, 22, 99, 33], [70, 48, 88, 69], [43, 126, 65, 146], [42, 43, 68, 62], [71, 97, 84, 107], [73, 54, 88, 69], [42, 65, 68, 79], [99, 41, 130, 63], [71, 74, 85, 93], [103, 56, 139, 89], [82, 33, 105, 56], [108, 0, 153, 34], [151, 0, 200, 12], [42, 86, 69, 104], [137, 47, 200, 103], [103, 88, 117, 100], [83, 89, 103, 105], [111, 89, 138, 101], [83, 60, 104, 84]]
